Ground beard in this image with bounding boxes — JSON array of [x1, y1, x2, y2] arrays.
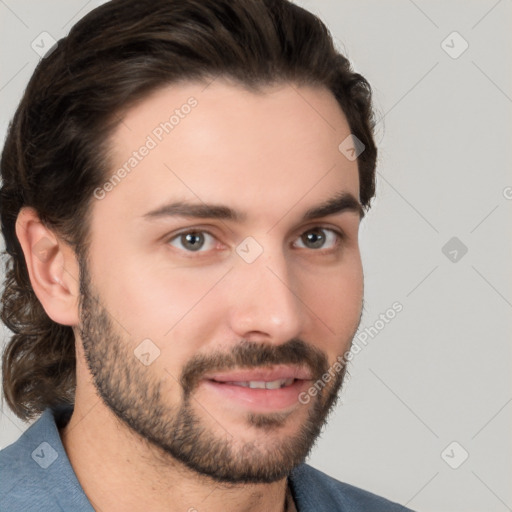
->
[[77, 262, 358, 484]]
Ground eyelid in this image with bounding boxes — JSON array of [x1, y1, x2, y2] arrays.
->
[[295, 223, 346, 240], [164, 224, 220, 242]]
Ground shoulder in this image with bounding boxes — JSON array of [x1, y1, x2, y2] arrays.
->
[[0, 407, 93, 512], [0, 411, 56, 510], [289, 463, 415, 512]]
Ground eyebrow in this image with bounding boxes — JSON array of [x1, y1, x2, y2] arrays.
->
[[142, 191, 364, 222]]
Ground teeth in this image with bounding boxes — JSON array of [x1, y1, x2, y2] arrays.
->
[[249, 381, 266, 389], [226, 378, 294, 389]]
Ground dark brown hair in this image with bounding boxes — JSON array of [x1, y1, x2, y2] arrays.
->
[[0, 0, 377, 420]]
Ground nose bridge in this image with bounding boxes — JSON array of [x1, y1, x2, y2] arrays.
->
[[227, 243, 304, 341]]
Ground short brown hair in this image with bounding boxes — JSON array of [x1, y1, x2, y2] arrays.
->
[[0, 0, 377, 420]]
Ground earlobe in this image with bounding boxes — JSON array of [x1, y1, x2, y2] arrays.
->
[[15, 207, 80, 326]]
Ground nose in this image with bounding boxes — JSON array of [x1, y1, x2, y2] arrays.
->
[[226, 249, 306, 344]]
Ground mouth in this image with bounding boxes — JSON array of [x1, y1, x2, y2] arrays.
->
[[200, 366, 313, 413], [219, 378, 295, 390], [204, 365, 312, 383]]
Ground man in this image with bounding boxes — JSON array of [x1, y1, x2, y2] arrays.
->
[[0, 0, 414, 510]]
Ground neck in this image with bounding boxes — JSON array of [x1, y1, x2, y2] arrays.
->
[[60, 394, 289, 512]]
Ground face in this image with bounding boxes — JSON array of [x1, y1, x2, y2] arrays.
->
[[78, 79, 364, 483]]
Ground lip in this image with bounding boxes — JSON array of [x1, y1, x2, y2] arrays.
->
[[200, 365, 314, 413], [204, 365, 313, 383]]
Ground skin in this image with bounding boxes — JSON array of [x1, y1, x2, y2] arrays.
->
[[15, 79, 364, 512]]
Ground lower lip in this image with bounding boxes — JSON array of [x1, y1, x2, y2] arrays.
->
[[201, 379, 311, 413]]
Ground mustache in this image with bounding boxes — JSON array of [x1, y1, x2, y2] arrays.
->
[[179, 338, 329, 396]]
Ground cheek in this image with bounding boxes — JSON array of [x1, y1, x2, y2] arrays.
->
[[299, 256, 363, 352], [96, 259, 229, 366]]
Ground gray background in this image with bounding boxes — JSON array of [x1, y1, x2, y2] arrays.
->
[[1, 1, 511, 511]]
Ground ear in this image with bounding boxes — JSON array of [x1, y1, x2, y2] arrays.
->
[[15, 207, 81, 326]]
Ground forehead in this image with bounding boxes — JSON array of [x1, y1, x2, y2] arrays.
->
[[96, 79, 359, 225]]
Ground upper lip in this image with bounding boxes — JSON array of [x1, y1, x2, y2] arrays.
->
[[203, 365, 313, 383]]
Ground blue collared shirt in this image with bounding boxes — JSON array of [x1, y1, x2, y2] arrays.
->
[[0, 406, 414, 511]]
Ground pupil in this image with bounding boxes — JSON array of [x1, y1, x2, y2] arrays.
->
[[304, 230, 324, 248], [183, 232, 204, 251]]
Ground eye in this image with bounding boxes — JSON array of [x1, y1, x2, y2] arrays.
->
[[293, 228, 341, 250], [168, 231, 217, 252]]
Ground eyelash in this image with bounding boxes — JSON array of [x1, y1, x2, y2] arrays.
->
[[166, 226, 346, 255]]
